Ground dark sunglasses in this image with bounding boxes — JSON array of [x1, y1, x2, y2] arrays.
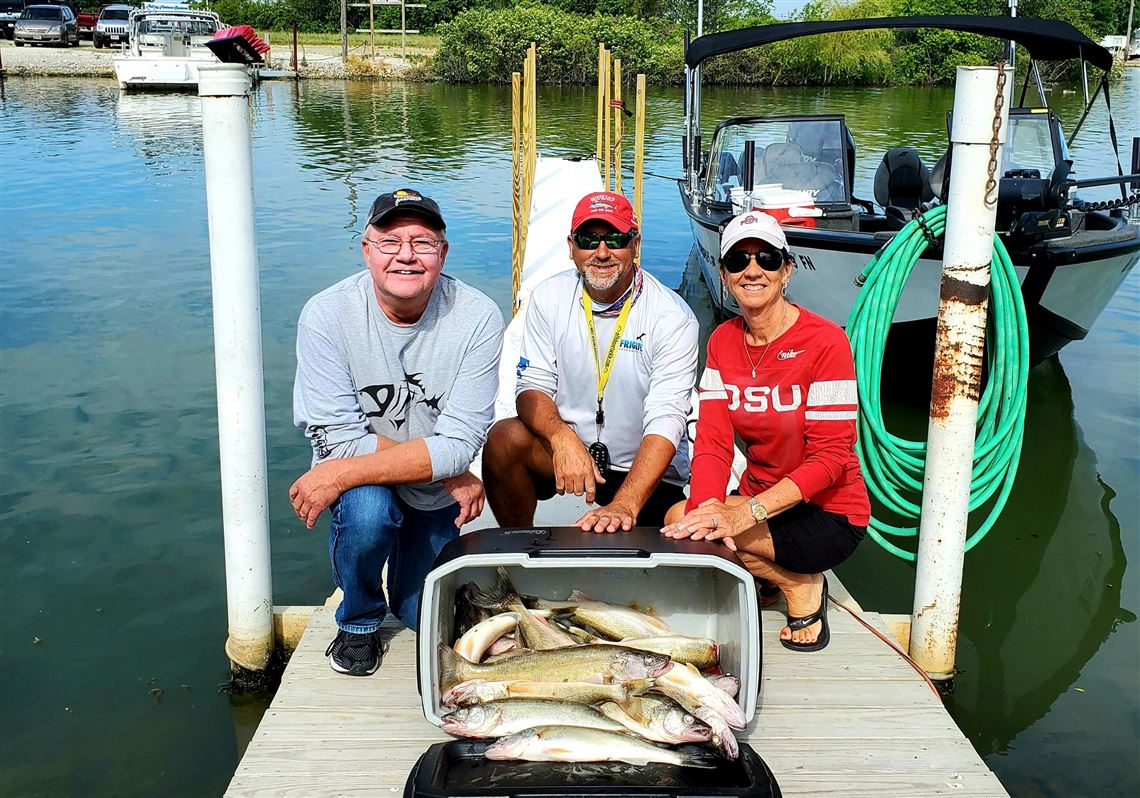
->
[[721, 248, 789, 273], [572, 231, 637, 250]]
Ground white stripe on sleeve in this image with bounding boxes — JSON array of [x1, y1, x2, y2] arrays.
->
[[806, 379, 857, 407], [805, 410, 858, 421], [698, 367, 728, 401]]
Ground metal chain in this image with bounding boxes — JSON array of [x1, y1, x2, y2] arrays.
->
[[983, 61, 1008, 208]]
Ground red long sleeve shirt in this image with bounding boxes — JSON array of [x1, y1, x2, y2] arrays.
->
[[687, 307, 871, 526]]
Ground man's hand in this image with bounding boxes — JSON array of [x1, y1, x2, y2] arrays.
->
[[576, 501, 638, 534], [290, 459, 350, 529], [551, 429, 606, 503], [443, 471, 485, 528]]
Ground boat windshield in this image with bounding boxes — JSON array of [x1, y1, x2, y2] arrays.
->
[[705, 118, 850, 205], [137, 16, 218, 35], [1001, 111, 1060, 179]]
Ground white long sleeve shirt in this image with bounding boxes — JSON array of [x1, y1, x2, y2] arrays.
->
[[515, 269, 698, 484]]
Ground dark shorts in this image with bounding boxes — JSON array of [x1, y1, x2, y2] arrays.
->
[[537, 470, 686, 527], [766, 502, 865, 575]]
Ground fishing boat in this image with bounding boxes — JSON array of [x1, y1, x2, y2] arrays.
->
[[679, 16, 1140, 363], [112, 3, 266, 92]]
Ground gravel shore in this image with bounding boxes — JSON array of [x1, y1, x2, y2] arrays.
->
[[0, 40, 432, 80]]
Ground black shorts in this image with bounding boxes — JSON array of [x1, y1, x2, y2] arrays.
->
[[537, 470, 686, 527], [766, 502, 865, 575]]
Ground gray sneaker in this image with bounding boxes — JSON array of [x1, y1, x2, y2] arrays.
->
[[325, 629, 386, 676]]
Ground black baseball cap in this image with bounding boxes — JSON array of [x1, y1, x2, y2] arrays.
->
[[366, 188, 446, 231]]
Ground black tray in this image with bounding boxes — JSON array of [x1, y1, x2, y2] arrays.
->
[[404, 740, 781, 798]]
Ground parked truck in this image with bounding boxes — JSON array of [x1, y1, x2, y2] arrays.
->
[[76, 4, 96, 37]]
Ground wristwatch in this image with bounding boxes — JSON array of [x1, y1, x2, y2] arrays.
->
[[746, 497, 768, 524]]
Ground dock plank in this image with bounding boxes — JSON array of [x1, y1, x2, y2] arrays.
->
[[226, 578, 1009, 797]]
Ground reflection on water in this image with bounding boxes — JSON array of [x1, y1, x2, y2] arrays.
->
[[0, 74, 1136, 797]]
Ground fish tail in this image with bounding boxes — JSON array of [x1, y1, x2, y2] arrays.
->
[[468, 567, 515, 610], [674, 743, 721, 769], [438, 643, 474, 690]]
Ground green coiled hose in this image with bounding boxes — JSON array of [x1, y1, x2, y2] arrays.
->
[[846, 205, 1029, 561]]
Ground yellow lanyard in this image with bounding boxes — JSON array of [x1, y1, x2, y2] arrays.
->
[[582, 283, 636, 436]]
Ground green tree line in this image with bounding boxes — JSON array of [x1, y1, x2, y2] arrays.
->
[[209, 0, 1132, 84]]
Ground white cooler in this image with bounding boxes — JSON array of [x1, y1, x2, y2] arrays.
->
[[416, 526, 762, 726]]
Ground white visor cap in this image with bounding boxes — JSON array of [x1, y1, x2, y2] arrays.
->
[[720, 211, 788, 258]]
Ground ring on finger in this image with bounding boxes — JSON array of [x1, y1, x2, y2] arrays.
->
[[711, 516, 720, 528]]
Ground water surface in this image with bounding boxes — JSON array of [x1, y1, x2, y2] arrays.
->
[[0, 73, 1137, 796]]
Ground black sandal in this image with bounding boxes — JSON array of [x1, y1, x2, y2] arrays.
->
[[780, 576, 830, 652]]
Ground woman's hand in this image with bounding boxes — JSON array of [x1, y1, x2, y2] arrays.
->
[[660, 498, 754, 551]]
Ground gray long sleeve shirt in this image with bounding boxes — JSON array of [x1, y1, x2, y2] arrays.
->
[[293, 271, 504, 511]]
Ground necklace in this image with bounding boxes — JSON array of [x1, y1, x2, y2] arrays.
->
[[743, 302, 789, 379]]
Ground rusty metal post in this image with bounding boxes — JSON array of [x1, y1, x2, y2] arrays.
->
[[292, 22, 298, 76], [910, 65, 1009, 681]]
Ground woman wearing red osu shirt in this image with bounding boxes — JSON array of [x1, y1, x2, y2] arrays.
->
[[662, 211, 870, 652]]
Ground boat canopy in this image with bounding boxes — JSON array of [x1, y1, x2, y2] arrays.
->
[[684, 15, 1114, 72]]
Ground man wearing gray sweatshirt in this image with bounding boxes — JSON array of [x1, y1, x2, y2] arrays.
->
[[291, 189, 503, 676]]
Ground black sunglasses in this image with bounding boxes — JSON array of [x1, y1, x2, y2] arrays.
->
[[572, 231, 637, 250], [721, 248, 789, 273]]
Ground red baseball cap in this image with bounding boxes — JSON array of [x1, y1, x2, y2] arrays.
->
[[570, 191, 639, 233]]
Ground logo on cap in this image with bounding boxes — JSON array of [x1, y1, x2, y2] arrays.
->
[[743, 215, 758, 224], [393, 190, 422, 205]]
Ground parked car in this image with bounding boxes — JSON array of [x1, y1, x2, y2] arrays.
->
[[92, 3, 129, 48], [0, 0, 25, 39], [13, 3, 80, 46]]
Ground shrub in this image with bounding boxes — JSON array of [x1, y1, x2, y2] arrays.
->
[[434, 5, 684, 83]]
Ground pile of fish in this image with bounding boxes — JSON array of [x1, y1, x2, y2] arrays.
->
[[437, 567, 745, 767]]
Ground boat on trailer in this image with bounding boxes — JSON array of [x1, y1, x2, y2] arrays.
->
[[679, 16, 1140, 363], [112, 3, 267, 92]]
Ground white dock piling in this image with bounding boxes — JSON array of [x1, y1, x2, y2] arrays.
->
[[911, 65, 1009, 681], [198, 64, 274, 673]]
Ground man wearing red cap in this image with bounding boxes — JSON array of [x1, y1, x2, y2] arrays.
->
[[484, 191, 698, 531]]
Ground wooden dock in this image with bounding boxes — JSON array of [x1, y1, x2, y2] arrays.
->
[[226, 573, 1010, 797]]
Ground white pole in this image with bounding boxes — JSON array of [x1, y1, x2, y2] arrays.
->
[[911, 65, 1008, 681], [198, 64, 275, 674]]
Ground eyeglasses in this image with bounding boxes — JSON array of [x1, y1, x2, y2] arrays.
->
[[721, 248, 788, 273], [571, 231, 637, 250], [363, 236, 443, 255]]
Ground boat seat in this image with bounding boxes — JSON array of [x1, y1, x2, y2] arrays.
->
[[756, 142, 804, 184], [873, 148, 935, 211], [756, 142, 842, 199]]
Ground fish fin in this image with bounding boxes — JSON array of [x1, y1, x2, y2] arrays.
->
[[624, 678, 654, 698], [467, 568, 517, 610], [675, 743, 721, 769], [568, 589, 596, 602], [438, 643, 473, 690]]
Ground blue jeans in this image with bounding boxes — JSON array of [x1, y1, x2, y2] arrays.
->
[[328, 485, 460, 633]]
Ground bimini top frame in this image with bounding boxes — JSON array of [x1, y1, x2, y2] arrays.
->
[[683, 15, 1112, 71]]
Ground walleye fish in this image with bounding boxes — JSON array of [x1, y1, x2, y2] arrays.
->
[[438, 643, 671, 691], [550, 600, 677, 640], [652, 662, 747, 730], [611, 636, 719, 669], [692, 704, 740, 760], [442, 699, 627, 738], [442, 679, 651, 708], [706, 674, 740, 698], [453, 612, 518, 663], [484, 726, 717, 768], [597, 696, 712, 745], [470, 568, 576, 650]]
